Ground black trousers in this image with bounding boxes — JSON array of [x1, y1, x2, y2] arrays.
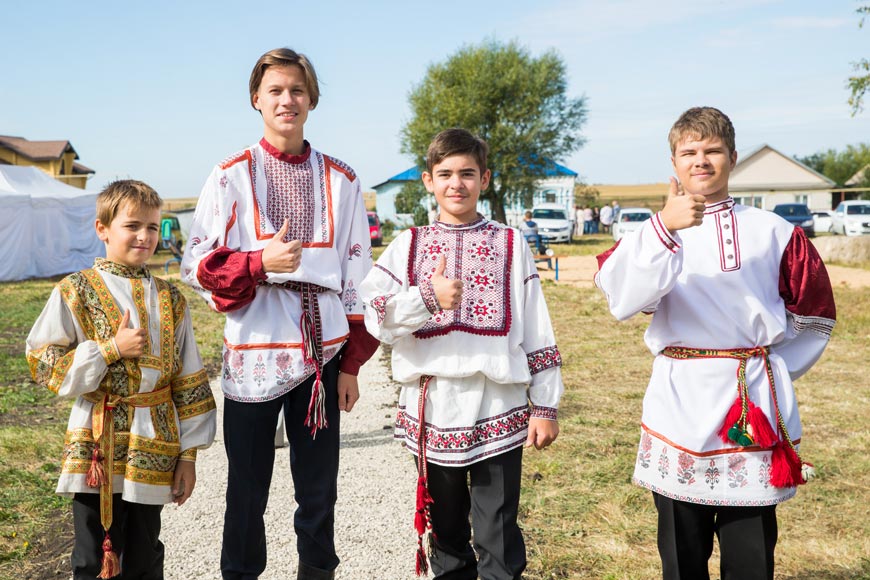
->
[[653, 492, 777, 580], [71, 493, 164, 580], [424, 447, 526, 580], [221, 358, 341, 580]]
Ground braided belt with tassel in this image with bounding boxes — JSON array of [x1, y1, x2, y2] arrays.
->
[[81, 385, 172, 578], [662, 346, 814, 488], [276, 280, 331, 437], [413, 375, 435, 576]]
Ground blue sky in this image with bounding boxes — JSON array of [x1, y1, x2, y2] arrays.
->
[[2, 0, 868, 197]]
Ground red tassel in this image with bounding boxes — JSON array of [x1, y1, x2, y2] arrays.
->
[[747, 403, 778, 449], [86, 448, 106, 488], [97, 534, 120, 579], [414, 476, 433, 535], [304, 378, 328, 436], [770, 442, 803, 488], [415, 543, 429, 576], [718, 397, 744, 444]]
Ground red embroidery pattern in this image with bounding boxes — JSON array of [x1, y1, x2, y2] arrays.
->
[[370, 294, 395, 325], [409, 221, 513, 338], [526, 346, 562, 375], [264, 153, 317, 243], [375, 264, 402, 285], [396, 405, 529, 454], [530, 406, 557, 420]]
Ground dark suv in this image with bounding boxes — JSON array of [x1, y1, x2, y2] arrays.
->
[[772, 203, 814, 237]]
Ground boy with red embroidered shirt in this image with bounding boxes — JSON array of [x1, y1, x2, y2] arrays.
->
[[27, 180, 217, 579], [360, 128, 564, 579], [181, 48, 378, 580], [595, 107, 836, 580]]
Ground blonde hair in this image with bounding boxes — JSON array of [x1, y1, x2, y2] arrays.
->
[[426, 128, 489, 174], [249, 48, 320, 109], [668, 107, 735, 154], [96, 180, 162, 226]]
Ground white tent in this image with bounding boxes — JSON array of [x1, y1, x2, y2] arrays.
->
[[0, 166, 103, 281]]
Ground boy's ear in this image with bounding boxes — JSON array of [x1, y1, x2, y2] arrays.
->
[[730, 150, 738, 168], [481, 169, 491, 190], [421, 172, 435, 193], [95, 219, 109, 242]]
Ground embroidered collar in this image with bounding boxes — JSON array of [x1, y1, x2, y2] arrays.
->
[[260, 138, 312, 164], [704, 197, 735, 215], [432, 214, 488, 232], [93, 258, 151, 279]]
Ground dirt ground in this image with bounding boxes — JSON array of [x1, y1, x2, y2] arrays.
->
[[536, 255, 870, 288]]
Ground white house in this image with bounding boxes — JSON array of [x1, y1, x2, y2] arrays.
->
[[729, 144, 835, 211], [372, 160, 578, 227]]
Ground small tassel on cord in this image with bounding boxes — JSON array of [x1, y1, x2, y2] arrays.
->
[[305, 376, 327, 436], [770, 442, 804, 488], [718, 397, 744, 445], [414, 475, 434, 576], [97, 533, 120, 579], [746, 403, 778, 449], [86, 447, 106, 488]]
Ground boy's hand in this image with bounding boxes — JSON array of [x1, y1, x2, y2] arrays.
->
[[115, 309, 147, 358], [172, 460, 196, 506], [525, 417, 559, 450], [660, 177, 706, 232], [430, 255, 463, 310], [262, 219, 302, 274], [337, 372, 360, 412]]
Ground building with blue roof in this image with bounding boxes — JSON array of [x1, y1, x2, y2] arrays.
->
[[372, 159, 578, 227]]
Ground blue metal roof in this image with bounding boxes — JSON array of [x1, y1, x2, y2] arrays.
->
[[375, 157, 576, 189]]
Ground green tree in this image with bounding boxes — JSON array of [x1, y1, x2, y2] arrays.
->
[[796, 143, 870, 187], [394, 181, 430, 226], [848, 5, 870, 115], [401, 39, 587, 224]]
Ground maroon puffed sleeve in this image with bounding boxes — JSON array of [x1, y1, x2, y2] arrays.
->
[[197, 247, 268, 313], [338, 318, 381, 376]]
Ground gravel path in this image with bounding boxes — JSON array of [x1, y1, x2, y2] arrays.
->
[[161, 348, 420, 579]]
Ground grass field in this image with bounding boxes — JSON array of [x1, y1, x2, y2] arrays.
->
[[1, 237, 869, 579]]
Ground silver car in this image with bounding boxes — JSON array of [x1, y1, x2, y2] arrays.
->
[[831, 200, 870, 236], [612, 208, 653, 241]]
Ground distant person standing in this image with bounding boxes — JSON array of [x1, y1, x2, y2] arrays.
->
[[600, 202, 614, 234], [611, 199, 621, 223], [182, 48, 380, 580], [583, 206, 594, 234], [591, 206, 600, 234], [574, 204, 585, 237]]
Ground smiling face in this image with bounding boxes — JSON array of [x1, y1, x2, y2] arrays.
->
[[671, 135, 737, 203], [96, 201, 161, 268], [253, 65, 314, 154], [422, 154, 491, 225]]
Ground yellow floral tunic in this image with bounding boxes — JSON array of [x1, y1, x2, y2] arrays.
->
[[26, 258, 217, 505]]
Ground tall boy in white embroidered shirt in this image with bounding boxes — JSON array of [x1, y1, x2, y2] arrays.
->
[[360, 128, 564, 579], [595, 107, 836, 580], [181, 48, 379, 580]]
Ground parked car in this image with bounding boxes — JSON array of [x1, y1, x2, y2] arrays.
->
[[611, 207, 654, 241], [367, 211, 382, 246], [159, 213, 184, 252], [531, 204, 573, 243], [772, 203, 814, 237], [831, 200, 870, 236], [812, 210, 833, 233]]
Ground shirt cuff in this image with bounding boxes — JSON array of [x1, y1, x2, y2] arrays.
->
[[97, 338, 121, 366], [179, 448, 198, 462], [418, 276, 441, 314], [530, 406, 558, 421]]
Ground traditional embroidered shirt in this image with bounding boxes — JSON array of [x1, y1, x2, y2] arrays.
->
[[26, 258, 217, 505], [595, 198, 836, 506], [359, 217, 564, 466], [181, 139, 378, 402]]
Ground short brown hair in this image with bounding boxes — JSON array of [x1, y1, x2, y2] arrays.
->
[[426, 128, 489, 174], [249, 48, 320, 110], [96, 180, 162, 226], [668, 107, 735, 155]]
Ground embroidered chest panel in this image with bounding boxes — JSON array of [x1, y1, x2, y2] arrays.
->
[[409, 222, 514, 338], [706, 200, 741, 272], [262, 151, 328, 244]]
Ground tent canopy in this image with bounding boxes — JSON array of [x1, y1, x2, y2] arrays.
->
[[0, 166, 103, 281]]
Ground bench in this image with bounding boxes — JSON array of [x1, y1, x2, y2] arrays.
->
[[533, 254, 564, 281]]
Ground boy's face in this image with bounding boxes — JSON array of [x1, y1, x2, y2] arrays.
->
[[95, 201, 161, 268], [422, 154, 490, 225], [671, 135, 737, 203], [253, 65, 314, 148]]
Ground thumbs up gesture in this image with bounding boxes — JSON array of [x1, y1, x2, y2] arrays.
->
[[660, 177, 707, 232], [262, 219, 303, 273], [115, 309, 148, 358], [430, 255, 463, 311]]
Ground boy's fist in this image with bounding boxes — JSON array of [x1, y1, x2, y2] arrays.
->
[[262, 219, 303, 273], [660, 177, 707, 232], [115, 309, 147, 358], [431, 255, 463, 311]]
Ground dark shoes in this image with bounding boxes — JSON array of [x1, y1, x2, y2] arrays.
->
[[297, 561, 335, 580]]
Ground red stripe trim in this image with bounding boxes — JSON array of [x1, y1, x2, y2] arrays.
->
[[641, 423, 800, 457], [223, 334, 348, 351]]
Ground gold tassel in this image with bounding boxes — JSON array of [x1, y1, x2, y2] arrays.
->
[[86, 447, 106, 488], [97, 534, 120, 578]]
